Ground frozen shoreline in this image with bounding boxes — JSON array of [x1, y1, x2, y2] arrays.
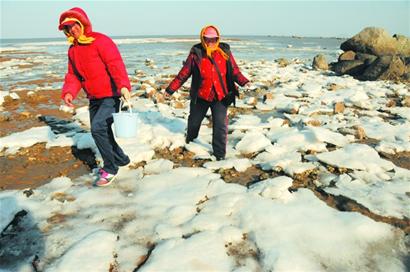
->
[[1, 50, 410, 270]]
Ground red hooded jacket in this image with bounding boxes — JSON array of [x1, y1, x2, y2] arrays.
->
[[59, 7, 131, 100], [166, 43, 249, 103]]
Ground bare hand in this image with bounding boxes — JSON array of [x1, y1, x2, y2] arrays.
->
[[120, 87, 131, 102], [64, 93, 74, 107]]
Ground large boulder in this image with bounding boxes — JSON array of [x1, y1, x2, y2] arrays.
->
[[360, 56, 406, 81], [341, 27, 410, 57], [312, 54, 328, 70]]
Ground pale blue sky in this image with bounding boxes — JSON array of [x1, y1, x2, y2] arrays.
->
[[1, 0, 409, 39]]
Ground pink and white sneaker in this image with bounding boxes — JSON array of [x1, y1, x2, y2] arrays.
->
[[94, 169, 117, 187]]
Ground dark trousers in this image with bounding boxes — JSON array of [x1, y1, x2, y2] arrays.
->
[[187, 99, 228, 158], [89, 97, 129, 175]]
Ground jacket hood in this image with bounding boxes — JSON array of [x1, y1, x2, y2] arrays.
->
[[200, 25, 220, 40], [58, 7, 92, 33], [200, 25, 228, 60]]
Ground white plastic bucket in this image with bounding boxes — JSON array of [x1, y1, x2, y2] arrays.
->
[[113, 100, 138, 138]]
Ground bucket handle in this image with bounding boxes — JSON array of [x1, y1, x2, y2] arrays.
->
[[119, 98, 133, 113]]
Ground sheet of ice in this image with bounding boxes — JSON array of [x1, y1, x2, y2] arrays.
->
[[299, 82, 324, 98], [238, 189, 405, 271], [268, 127, 328, 152], [248, 176, 294, 203], [389, 107, 410, 120], [316, 144, 395, 173], [255, 144, 302, 172], [298, 103, 334, 116], [325, 170, 410, 218], [9, 92, 20, 100], [72, 133, 97, 151], [203, 158, 252, 172], [73, 106, 90, 128], [46, 230, 117, 272], [40, 177, 74, 193], [230, 115, 262, 130], [265, 94, 300, 113], [235, 131, 272, 154], [119, 142, 155, 164], [2, 57, 410, 271], [144, 159, 174, 175], [283, 161, 317, 176], [0, 192, 21, 232], [359, 116, 410, 142], [0, 91, 10, 105], [136, 110, 186, 149], [135, 168, 218, 209], [307, 126, 351, 147], [376, 140, 410, 154], [185, 141, 212, 157], [140, 232, 234, 271], [0, 164, 407, 271], [0, 126, 69, 154]]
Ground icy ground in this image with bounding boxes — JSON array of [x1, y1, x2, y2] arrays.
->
[[1, 60, 409, 271]]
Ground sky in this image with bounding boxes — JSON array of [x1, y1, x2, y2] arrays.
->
[[0, 0, 409, 39]]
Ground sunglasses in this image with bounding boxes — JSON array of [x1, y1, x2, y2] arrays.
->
[[204, 37, 218, 43], [63, 22, 79, 31]]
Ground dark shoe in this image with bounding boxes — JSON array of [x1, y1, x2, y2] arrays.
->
[[118, 156, 130, 167], [185, 136, 194, 144], [216, 156, 225, 161]]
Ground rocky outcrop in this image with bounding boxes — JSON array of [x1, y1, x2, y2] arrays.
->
[[340, 27, 410, 56], [324, 27, 410, 82]]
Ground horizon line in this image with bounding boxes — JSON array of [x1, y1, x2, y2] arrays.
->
[[0, 34, 349, 41]]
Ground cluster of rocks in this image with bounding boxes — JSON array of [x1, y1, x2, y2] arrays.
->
[[313, 27, 410, 82]]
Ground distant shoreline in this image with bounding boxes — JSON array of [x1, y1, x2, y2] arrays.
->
[[0, 35, 347, 43]]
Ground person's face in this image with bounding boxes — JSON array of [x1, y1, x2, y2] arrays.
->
[[204, 37, 218, 48], [65, 23, 82, 40]]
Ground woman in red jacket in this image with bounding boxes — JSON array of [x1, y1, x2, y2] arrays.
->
[[59, 7, 131, 186], [165, 25, 249, 160]]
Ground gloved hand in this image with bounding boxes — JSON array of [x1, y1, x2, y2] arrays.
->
[[120, 87, 131, 102], [163, 88, 173, 100]]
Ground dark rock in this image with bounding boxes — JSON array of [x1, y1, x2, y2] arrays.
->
[[312, 54, 328, 70], [331, 60, 366, 76], [341, 27, 410, 56], [361, 56, 406, 81], [338, 51, 356, 61], [354, 52, 378, 65]]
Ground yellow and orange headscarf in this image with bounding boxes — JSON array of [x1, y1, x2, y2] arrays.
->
[[61, 17, 95, 45], [200, 25, 229, 60]]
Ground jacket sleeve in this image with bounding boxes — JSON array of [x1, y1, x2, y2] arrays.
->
[[96, 35, 131, 91], [61, 56, 82, 100], [166, 53, 194, 94], [230, 53, 249, 86]]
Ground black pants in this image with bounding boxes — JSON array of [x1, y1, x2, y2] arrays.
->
[[89, 97, 129, 175], [186, 99, 228, 158]]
